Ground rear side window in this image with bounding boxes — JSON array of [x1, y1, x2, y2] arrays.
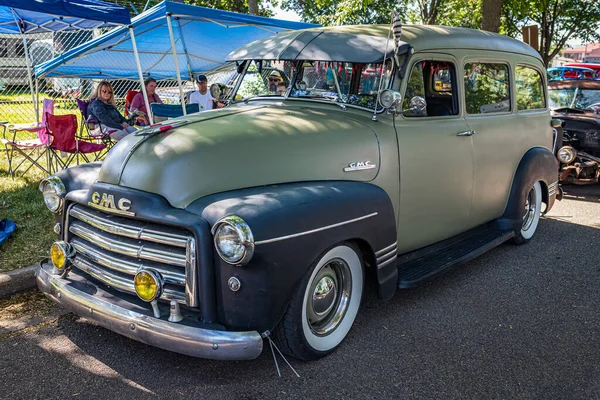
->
[[515, 66, 546, 110], [464, 63, 510, 114]]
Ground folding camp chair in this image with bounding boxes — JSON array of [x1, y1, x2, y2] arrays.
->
[[151, 103, 200, 122], [76, 99, 115, 157], [46, 113, 106, 171], [0, 99, 54, 178]]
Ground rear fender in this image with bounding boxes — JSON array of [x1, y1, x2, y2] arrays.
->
[[494, 147, 558, 232]]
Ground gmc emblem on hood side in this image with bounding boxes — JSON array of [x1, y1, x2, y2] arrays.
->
[[343, 161, 377, 172], [88, 192, 135, 216]]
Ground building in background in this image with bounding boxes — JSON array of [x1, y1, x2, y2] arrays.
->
[[563, 43, 600, 62]]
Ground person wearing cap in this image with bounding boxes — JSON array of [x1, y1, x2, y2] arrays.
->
[[189, 74, 216, 112], [268, 71, 283, 93]]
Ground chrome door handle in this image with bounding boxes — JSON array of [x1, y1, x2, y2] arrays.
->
[[457, 130, 475, 137]]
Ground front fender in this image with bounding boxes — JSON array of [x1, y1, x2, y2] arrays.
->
[[52, 162, 102, 193], [186, 181, 397, 333]]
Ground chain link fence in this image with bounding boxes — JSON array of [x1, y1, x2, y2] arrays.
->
[[1, 24, 237, 142]]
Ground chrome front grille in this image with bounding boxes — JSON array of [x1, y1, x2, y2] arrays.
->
[[66, 203, 197, 305]]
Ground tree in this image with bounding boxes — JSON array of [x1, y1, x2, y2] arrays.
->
[[280, 0, 409, 25], [419, 0, 443, 24], [481, 0, 501, 32], [503, 0, 600, 66], [436, 0, 481, 28], [184, 0, 274, 16], [248, 0, 259, 15]]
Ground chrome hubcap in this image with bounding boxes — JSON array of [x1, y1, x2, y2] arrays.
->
[[306, 259, 352, 336], [522, 188, 536, 231]]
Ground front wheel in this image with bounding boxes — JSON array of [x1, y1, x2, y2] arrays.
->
[[272, 243, 364, 361], [513, 181, 542, 244]]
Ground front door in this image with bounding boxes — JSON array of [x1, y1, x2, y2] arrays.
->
[[395, 54, 475, 254]]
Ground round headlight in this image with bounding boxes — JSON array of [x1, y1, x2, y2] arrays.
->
[[557, 146, 577, 164], [379, 89, 401, 109], [50, 241, 73, 270], [134, 270, 163, 302], [39, 176, 66, 213], [211, 215, 254, 266]]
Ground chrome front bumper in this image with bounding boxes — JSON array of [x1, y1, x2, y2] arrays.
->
[[36, 263, 263, 360]]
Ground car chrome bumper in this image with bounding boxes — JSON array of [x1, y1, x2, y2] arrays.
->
[[36, 263, 263, 360]]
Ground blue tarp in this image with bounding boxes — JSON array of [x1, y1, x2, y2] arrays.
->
[[0, 218, 16, 246], [0, 0, 131, 34], [34, 1, 318, 80]]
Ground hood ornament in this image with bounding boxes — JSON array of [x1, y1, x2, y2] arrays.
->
[[344, 161, 377, 172]]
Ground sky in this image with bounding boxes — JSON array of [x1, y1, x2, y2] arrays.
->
[[267, 2, 301, 22]]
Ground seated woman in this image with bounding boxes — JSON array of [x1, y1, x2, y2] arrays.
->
[[88, 81, 137, 141], [130, 78, 163, 122]]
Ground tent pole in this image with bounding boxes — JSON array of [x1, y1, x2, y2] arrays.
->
[[129, 27, 153, 124], [21, 33, 38, 124], [166, 13, 187, 116], [176, 19, 194, 81], [35, 78, 39, 121]]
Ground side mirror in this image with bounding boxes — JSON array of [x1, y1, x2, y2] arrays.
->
[[406, 96, 427, 115], [210, 83, 228, 101]]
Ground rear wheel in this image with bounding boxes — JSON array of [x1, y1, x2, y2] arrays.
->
[[513, 181, 542, 244], [272, 243, 364, 361]]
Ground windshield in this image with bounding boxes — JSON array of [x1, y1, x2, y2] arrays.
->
[[230, 59, 394, 111], [232, 60, 293, 98], [549, 87, 600, 110]]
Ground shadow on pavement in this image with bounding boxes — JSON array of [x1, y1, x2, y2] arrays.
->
[[560, 184, 600, 203], [2, 215, 599, 399]]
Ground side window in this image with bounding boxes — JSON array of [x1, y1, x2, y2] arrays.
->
[[403, 60, 458, 117], [515, 66, 546, 110], [464, 63, 510, 114]]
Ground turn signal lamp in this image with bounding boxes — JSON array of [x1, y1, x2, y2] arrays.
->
[[50, 241, 72, 269], [134, 270, 163, 302]]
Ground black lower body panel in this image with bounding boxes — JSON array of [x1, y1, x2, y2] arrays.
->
[[397, 225, 515, 288]]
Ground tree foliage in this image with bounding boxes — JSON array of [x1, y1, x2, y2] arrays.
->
[[280, 0, 410, 25], [184, 0, 273, 16], [503, 0, 600, 66]]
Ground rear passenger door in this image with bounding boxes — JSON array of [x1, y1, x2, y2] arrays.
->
[[396, 54, 475, 253], [465, 60, 550, 223]]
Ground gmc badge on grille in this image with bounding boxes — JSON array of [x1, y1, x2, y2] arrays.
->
[[88, 192, 135, 216]]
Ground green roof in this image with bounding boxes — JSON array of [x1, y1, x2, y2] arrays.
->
[[227, 24, 542, 63]]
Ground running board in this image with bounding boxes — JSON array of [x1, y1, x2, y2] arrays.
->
[[397, 226, 515, 289]]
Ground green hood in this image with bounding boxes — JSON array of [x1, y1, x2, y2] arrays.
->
[[98, 103, 381, 209]]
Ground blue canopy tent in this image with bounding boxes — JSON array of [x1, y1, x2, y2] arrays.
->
[[34, 1, 318, 121], [0, 0, 132, 121]]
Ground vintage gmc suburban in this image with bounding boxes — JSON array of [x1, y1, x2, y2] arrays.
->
[[37, 25, 558, 361]]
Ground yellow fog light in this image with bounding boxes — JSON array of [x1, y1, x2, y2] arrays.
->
[[50, 241, 73, 270], [134, 270, 163, 302]]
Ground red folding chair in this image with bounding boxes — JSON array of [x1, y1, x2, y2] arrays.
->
[[45, 113, 106, 171], [1, 99, 54, 178]]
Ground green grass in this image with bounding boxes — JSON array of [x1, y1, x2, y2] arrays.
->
[[0, 129, 107, 273], [0, 154, 55, 273]]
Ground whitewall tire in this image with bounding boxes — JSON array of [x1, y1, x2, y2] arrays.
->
[[513, 181, 542, 244], [273, 243, 364, 360]]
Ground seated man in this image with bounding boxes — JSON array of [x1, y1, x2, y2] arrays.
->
[[188, 75, 216, 111], [268, 71, 284, 93]]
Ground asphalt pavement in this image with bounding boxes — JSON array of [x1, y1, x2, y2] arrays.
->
[[1, 186, 599, 400]]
